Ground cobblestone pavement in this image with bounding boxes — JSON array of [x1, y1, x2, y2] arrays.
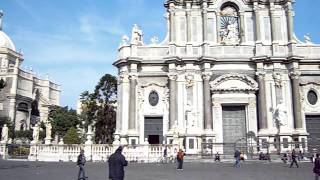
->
[[0, 160, 314, 180]]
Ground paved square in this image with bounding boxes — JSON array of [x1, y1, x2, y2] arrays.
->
[[0, 160, 314, 180]]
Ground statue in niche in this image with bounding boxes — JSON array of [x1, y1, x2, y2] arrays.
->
[[185, 101, 195, 127], [221, 20, 239, 45], [274, 100, 287, 126], [220, 6, 240, 45], [273, 72, 282, 88], [185, 74, 194, 88]]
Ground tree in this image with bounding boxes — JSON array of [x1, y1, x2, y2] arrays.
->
[[0, 78, 5, 90], [80, 74, 117, 144], [49, 106, 80, 138], [63, 127, 81, 144]]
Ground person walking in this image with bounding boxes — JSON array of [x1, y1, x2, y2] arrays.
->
[[290, 149, 299, 168], [177, 149, 185, 170], [108, 146, 128, 180], [214, 152, 221, 162], [313, 153, 320, 180], [234, 149, 241, 168], [77, 150, 87, 180]]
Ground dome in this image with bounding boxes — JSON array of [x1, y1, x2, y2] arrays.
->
[[0, 30, 16, 51]]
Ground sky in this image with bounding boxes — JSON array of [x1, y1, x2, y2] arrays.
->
[[1, 0, 320, 108]]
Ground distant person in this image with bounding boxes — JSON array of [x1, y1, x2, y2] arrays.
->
[[77, 150, 87, 180], [108, 146, 128, 180], [214, 152, 221, 162], [281, 152, 288, 163], [234, 149, 241, 168], [313, 153, 320, 180], [177, 149, 186, 170], [163, 147, 168, 163], [298, 150, 303, 161], [290, 149, 299, 168]]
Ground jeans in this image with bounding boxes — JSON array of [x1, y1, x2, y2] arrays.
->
[[234, 157, 240, 168], [78, 165, 86, 179], [290, 159, 299, 168], [315, 173, 319, 180], [177, 159, 183, 169]]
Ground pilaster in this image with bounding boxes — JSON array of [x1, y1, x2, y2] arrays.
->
[[290, 70, 303, 129], [202, 71, 212, 131]]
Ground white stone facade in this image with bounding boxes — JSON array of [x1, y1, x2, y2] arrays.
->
[[114, 0, 320, 154], [0, 13, 60, 131]]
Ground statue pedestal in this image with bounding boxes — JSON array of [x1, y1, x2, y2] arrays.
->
[[45, 138, 52, 145]]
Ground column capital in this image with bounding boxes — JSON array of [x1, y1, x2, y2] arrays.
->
[[168, 73, 178, 81], [256, 71, 266, 80], [289, 71, 301, 80], [202, 72, 212, 81], [129, 73, 138, 81], [118, 74, 129, 84]]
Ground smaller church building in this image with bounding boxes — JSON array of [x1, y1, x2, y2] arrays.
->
[[0, 12, 60, 131]]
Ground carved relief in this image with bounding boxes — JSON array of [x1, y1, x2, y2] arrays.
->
[[273, 72, 283, 88], [210, 73, 259, 92], [289, 71, 301, 80], [185, 74, 194, 88]]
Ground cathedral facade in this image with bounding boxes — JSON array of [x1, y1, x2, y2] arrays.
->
[[114, 0, 320, 154], [0, 12, 60, 131]]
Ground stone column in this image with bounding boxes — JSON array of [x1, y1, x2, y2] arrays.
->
[[187, 10, 192, 42], [290, 71, 303, 129], [203, 72, 212, 130], [286, 2, 294, 43], [202, 9, 208, 42], [254, 3, 261, 43], [128, 75, 137, 130], [269, 3, 276, 43], [257, 72, 268, 130], [169, 73, 177, 130], [240, 11, 245, 44], [169, 5, 176, 42], [215, 12, 221, 43]]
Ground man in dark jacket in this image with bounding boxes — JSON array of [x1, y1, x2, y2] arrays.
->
[[77, 150, 87, 180], [290, 149, 299, 168], [313, 153, 320, 180], [234, 149, 241, 168], [108, 146, 128, 180]]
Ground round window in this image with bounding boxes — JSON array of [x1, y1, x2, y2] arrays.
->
[[307, 90, 318, 105], [148, 91, 159, 106]]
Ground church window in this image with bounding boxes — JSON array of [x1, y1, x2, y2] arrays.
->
[[148, 90, 159, 106], [307, 90, 318, 105], [220, 4, 240, 45], [17, 102, 28, 112]]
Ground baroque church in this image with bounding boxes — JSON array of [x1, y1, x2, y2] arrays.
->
[[0, 12, 60, 131], [113, 0, 320, 154]]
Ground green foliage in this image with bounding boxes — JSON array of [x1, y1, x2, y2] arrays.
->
[[49, 106, 80, 137], [80, 74, 117, 144], [15, 130, 33, 140], [63, 127, 81, 144], [0, 78, 5, 90]]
